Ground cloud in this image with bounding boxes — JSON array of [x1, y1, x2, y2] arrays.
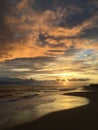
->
[[68, 78, 90, 82], [0, 0, 98, 84], [0, 77, 58, 85], [0, 56, 56, 78], [0, 52, 98, 82], [0, 56, 55, 69], [0, 0, 98, 61]]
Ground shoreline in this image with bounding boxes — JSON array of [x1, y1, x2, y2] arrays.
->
[[5, 91, 98, 130]]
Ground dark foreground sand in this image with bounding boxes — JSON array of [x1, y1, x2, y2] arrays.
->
[[6, 91, 98, 130]]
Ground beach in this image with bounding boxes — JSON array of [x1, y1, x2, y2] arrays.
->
[[0, 0, 98, 130], [5, 90, 98, 130]]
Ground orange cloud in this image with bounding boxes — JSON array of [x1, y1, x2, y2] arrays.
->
[[0, 0, 98, 62]]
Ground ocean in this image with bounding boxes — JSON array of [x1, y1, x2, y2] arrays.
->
[[0, 85, 89, 130]]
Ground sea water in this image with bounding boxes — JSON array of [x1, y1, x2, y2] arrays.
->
[[0, 85, 89, 130]]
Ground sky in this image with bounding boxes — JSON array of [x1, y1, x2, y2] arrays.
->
[[0, 0, 98, 86]]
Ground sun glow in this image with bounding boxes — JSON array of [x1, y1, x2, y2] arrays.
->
[[58, 72, 79, 77]]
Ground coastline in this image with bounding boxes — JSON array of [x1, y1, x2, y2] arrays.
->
[[5, 90, 98, 130]]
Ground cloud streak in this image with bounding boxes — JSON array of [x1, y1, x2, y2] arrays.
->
[[0, 0, 98, 84], [0, 0, 98, 61]]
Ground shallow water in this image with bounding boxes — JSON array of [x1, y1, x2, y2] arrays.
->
[[0, 86, 89, 129]]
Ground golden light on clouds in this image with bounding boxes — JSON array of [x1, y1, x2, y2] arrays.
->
[[0, 0, 98, 85], [11, 68, 31, 72]]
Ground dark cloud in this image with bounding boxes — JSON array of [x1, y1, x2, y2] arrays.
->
[[0, 56, 55, 68], [0, 0, 32, 59], [37, 32, 49, 47], [78, 27, 98, 39], [0, 77, 57, 85], [49, 43, 65, 48], [34, 0, 87, 10], [0, 56, 55, 77], [64, 46, 82, 56], [65, 2, 98, 28], [48, 50, 64, 53], [68, 78, 90, 82], [32, 0, 98, 28]]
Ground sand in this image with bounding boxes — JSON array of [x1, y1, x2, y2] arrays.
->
[[5, 91, 98, 130]]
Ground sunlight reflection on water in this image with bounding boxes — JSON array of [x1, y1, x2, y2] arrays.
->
[[6, 94, 89, 129], [35, 95, 89, 118]]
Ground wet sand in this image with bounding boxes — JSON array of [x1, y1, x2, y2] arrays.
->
[[5, 91, 98, 130]]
